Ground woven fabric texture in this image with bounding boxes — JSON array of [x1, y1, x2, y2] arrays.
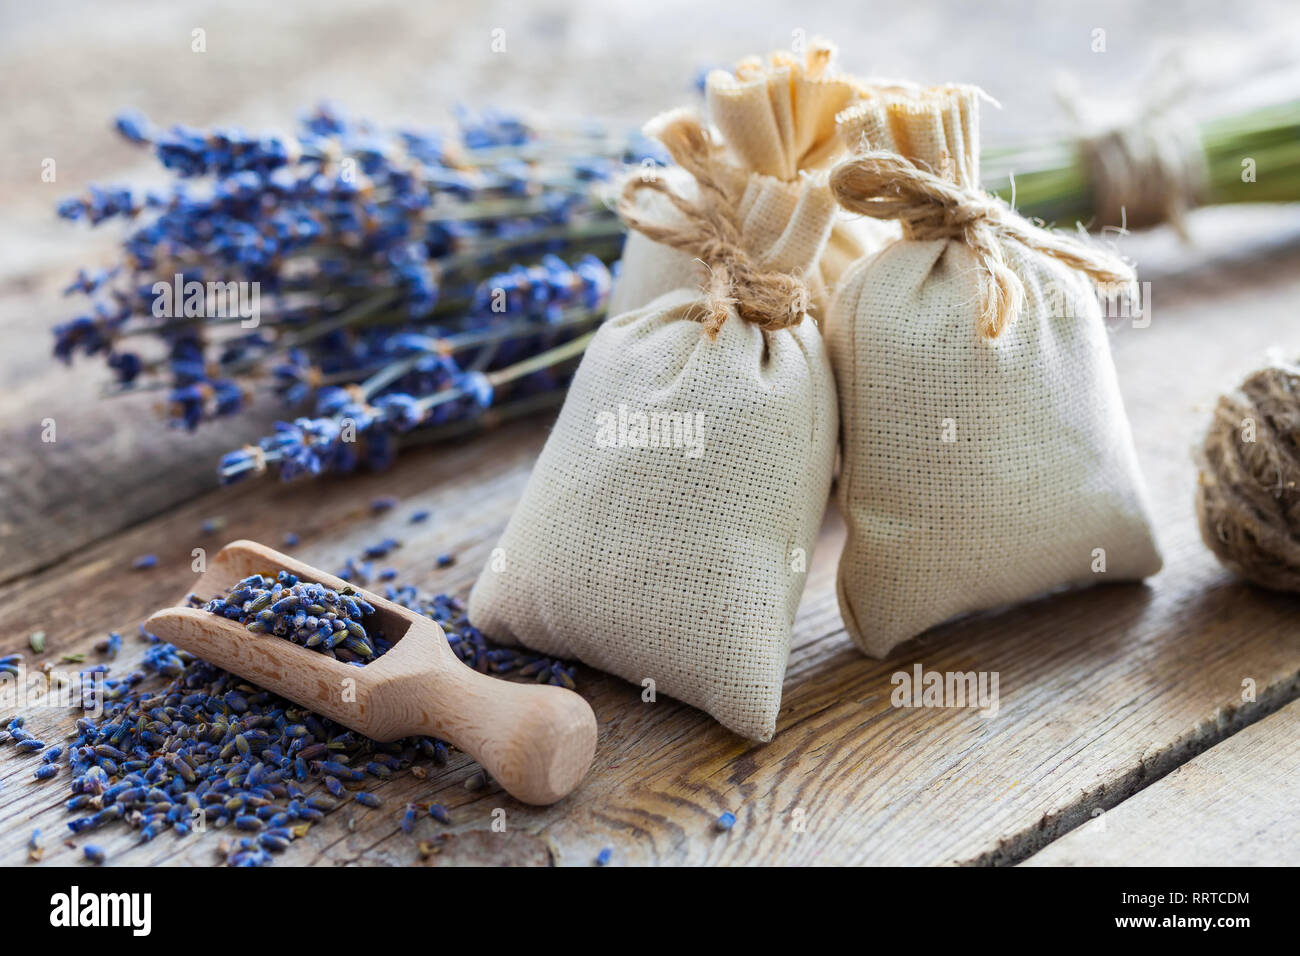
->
[[829, 86, 1163, 657], [470, 121, 839, 741]]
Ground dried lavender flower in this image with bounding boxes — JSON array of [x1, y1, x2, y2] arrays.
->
[[83, 845, 107, 864]]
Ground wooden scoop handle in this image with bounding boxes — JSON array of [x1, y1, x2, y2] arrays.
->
[[409, 661, 597, 806]]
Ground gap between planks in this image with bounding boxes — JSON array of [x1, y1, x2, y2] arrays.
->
[[1020, 697, 1300, 866]]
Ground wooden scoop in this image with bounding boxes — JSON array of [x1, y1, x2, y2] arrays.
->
[[144, 540, 596, 805]]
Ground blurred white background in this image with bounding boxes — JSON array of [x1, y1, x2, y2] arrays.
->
[[1, 0, 1296, 282]]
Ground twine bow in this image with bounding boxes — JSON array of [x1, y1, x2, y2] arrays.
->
[[829, 151, 1136, 338], [617, 111, 811, 338]]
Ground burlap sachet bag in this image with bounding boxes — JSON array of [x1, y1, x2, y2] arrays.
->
[[608, 41, 895, 322], [469, 111, 838, 741], [827, 85, 1163, 657]]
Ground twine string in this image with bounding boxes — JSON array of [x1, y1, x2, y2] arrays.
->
[[1197, 365, 1300, 592], [829, 151, 1136, 338], [617, 111, 810, 338]]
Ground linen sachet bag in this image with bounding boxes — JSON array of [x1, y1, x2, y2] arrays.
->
[[468, 110, 839, 741], [827, 85, 1163, 657]]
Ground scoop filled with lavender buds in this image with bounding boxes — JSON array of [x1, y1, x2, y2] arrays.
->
[[200, 571, 388, 664], [145, 539, 596, 807], [1, 547, 581, 866]]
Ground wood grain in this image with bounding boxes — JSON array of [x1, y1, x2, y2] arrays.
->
[[1021, 699, 1300, 866], [3, 0, 1300, 867], [3, 232, 1300, 864]]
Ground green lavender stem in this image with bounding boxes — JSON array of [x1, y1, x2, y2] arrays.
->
[[984, 99, 1300, 227]]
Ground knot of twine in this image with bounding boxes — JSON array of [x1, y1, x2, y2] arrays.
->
[[830, 151, 1136, 338], [1196, 363, 1300, 592], [617, 113, 810, 338]]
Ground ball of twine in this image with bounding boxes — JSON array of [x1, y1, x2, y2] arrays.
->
[[1196, 363, 1300, 591]]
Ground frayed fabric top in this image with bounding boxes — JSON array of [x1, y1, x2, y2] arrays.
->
[[469, 111, 838, 741], [827, 85, 1163, 657], [608, 41, 899, 323]]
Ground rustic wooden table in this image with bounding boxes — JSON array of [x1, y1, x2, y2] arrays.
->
[[1, 0, 1298, 866]]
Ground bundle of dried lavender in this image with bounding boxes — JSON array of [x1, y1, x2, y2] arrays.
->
[[53, 104, 665, 482]]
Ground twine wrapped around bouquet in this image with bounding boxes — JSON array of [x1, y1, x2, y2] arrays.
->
[[983, 60, 1300, 235], [1197, 362, 1300, 592], [1055, 74, 1208, 237], [616, 111, 811, 338]]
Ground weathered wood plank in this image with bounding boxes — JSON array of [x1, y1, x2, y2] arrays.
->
[[1022, 699, 1300, 866], [3, 233, 1300, 865], [0, 417, 558, 866], [5, 0, 1300, 867]]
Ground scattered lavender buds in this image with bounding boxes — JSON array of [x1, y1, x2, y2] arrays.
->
[[2, 553, 577, 866], [595, 846, 613, 866], [716, 812, 736, 832], [363, 538, 400, 559], [83, 845, 106, 865], [131, 554, 158, 570], [201, 571, 386, 665], [95, 632, 122, 658], [336, 556, 374, 585]]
